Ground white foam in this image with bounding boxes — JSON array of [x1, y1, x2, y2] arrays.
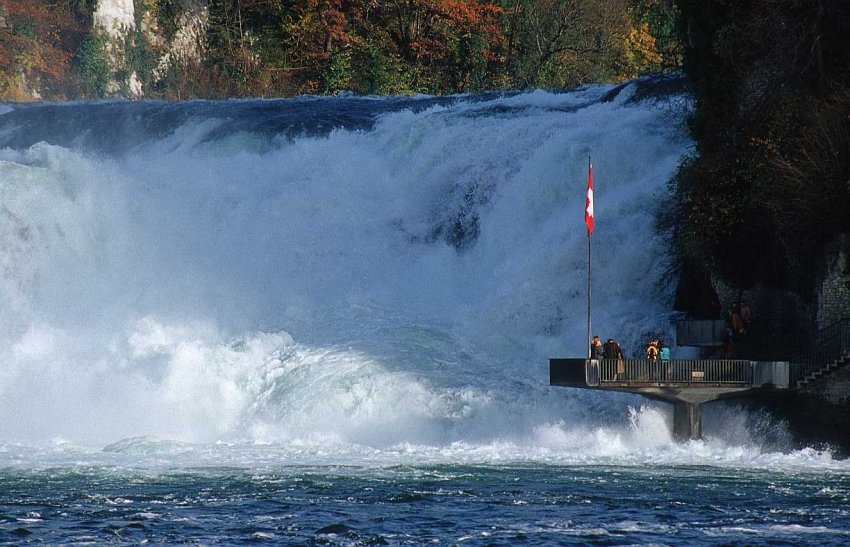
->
[[0, 86, 843, 470]]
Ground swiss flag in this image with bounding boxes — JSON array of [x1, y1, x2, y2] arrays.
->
[[584, 162, 594, 235]]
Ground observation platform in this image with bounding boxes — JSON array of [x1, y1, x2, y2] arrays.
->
[[549, 358, 791, 440]]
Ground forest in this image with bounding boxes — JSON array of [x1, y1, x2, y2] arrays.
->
[[0, 0, 679, 99]]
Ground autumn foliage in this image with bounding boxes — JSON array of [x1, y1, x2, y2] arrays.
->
[[0, 0, 679, 101], [0, 0, 75, 100]]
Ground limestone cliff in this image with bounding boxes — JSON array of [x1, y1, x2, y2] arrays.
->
[[92, 0, 143, 97], [89, 0, 208, 98]]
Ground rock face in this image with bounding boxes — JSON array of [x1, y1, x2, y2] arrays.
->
[[89, 0, 208, 98], [93, 0, 135, 33], [818, 238, 850, 329], [678, 237, 850, 454], [93, 0, 143, 97], [153, 0, 209, 81]]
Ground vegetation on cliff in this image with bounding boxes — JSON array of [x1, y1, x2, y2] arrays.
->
[[667, 0, 850, 315], [0, 0, 680, 99]]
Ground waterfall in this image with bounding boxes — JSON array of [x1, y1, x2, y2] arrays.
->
[[0, 78, 699, 451]]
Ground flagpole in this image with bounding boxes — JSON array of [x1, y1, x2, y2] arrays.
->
[[587, 229, 593, 357], [587, 156, 592, 359]]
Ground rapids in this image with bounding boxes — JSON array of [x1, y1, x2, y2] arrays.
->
[[0, 77, 843, 470]]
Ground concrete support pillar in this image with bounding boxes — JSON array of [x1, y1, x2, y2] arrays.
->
[[673, 401, 701, 441]]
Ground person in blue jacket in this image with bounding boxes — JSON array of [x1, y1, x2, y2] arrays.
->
[[659, 340, 671, 361], [659, 340, 671, 381]]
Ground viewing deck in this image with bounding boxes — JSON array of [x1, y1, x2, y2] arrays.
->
[[550, 319, 850, 441], [550, 358, 791, 440]]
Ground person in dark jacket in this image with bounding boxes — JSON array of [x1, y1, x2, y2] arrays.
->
[[603, 338, 624, 379], [590, 335, 604, 360], [603, 339, 622, 359]]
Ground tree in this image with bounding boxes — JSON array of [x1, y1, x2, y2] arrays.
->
[[0, 0, 74, 100], [500, 0, 637, 88], [75, 29, 109, 97], [398, 0, 504, 92]]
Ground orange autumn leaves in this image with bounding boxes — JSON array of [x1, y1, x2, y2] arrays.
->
[[0, 0, 679, 100], [0, 0, 74, 100]]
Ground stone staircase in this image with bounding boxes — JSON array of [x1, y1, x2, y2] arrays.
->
[[797, 352, 850, 387], [794, 318, 850, 388]]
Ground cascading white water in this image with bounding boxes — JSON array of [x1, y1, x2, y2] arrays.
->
[[0, 79, 815, 465]]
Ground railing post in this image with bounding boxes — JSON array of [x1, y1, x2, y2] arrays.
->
[[585, 359, 599, 387]]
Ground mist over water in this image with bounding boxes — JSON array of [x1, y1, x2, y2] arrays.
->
[[0, 79, 844, 470]]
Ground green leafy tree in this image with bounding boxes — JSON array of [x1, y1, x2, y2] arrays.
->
[[75, 30, 109, 97], [500, 0, 637, 89]]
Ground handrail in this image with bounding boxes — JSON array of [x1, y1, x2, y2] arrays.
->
[[591, 358, 753, 385], [794, 318, 850, 381]]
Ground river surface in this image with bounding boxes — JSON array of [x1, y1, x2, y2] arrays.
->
[[3, 444, 849, 545], [1, 78, 847, 544]]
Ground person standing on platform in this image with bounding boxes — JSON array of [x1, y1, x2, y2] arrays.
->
[[659, 341, 670, 361], [645, 338, 660, 381], [729, 302, 745, 337], [659, 340, 671, 381], [740, 300, 752, 332], [603, 338, 624, 380], [590, 335, 604, 360], [645, 338, 659, 361]]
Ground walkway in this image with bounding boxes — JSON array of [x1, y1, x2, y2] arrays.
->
[[549, 358, 791, 440]]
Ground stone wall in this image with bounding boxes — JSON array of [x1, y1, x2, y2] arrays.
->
[[817, 238, 850, 329], [709, 237, 850, 338]]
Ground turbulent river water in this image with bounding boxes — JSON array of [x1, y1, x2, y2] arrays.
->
[[0, 78, 848, 544]]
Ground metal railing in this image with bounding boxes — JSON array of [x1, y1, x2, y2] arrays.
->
[[794, 318, 850, 382], [586, 358, 754, 386]]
